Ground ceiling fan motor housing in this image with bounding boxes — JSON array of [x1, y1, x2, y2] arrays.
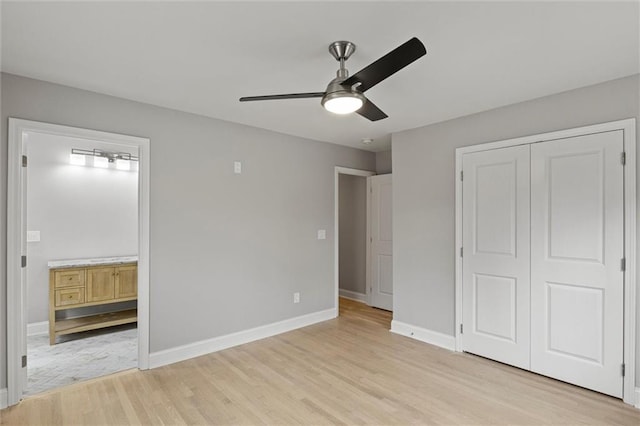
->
[[325, 78, 361, 93], [322, 40, 365, 110]]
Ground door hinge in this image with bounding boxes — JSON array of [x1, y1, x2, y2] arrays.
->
[[621, 152, 626, 166], [22, 155, 27, 167], [21, 255, 27, 268], [460, 324, 463, 334], [621, 363, 625, 377], [460, 247, 463, 257], [460, 171, 464, 181], [370, 236, 373, 243], [22, 355, 27, 368], [621, 258, 626, 272]]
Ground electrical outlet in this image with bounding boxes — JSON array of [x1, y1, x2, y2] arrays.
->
[[234, 161, 242, 174], [317, 229, 326, 240], [293, 292, 300, 303]]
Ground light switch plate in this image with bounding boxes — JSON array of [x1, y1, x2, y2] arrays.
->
[[293, 292, 300, 303], [234, 161, 242, 174], [317, 229, 326, 240], [27, 231, 41, 242]]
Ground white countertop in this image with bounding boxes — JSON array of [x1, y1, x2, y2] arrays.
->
[[48, 256, 138, 268]]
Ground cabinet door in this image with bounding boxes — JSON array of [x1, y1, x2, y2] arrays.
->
[[87, 267, 115, 302], [115, 265, 137, 299]]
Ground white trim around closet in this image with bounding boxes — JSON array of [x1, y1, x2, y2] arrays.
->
[[454, 118, 636, 406]]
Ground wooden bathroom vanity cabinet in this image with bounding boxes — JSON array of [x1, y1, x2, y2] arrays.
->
[[48, 257, 137, 345]]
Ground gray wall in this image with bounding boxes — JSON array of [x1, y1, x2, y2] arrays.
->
[[338, 174, 367, 295], [0, 73, 376, 388], [376, 150, 392, 174], [392, 74, 640, 381], [26, 132, 138, 324]]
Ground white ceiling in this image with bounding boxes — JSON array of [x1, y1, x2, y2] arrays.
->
[[2, 1, 638, 152]]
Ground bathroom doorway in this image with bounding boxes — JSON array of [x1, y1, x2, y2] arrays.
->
[[7, 119, 150, 405]]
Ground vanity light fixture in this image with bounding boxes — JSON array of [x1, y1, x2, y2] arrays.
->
[[70, 148, 139, 171]]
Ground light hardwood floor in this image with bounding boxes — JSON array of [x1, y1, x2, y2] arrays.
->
[[2, 298, 639, 425]]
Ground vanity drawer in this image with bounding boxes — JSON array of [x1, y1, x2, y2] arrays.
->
[[54, 269, 85, 289], [55, 287, 85, 307]]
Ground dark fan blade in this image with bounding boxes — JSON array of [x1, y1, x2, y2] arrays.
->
[[341, 37, 426, 92], [239, 92, 325, 102], [356, 98, 388, 121]]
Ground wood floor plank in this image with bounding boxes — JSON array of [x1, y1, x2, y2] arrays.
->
[[1, 298, 639, 425]]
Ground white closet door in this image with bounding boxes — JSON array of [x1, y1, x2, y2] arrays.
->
[[462, 145, 530, 369], [370, 174, 393, 311], [530, 131, 624, 398]]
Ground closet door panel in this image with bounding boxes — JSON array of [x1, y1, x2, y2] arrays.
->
[[461, 145, 530, 369], [530, 131, 624, 398]]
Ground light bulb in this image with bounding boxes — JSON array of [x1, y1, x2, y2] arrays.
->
[[93, 156, 109, 168], [322, 91, 365, 115], [116, 159, 131, 171], [69, 153, 86, 166]]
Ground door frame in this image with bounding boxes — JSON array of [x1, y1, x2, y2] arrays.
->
[[334, 167, 376, 310], [454, 118, 636, 405], [7, 118, 151, 406]]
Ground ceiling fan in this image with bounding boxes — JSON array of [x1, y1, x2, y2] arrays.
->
[[239, 37, 426, 121]]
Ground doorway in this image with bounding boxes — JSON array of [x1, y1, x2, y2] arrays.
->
[[7, 119, 150, 406], [338, 173, 368, 303], [334, 167, 394, 315], [26, 132, 138, 395], [334, 167, 374, 312]]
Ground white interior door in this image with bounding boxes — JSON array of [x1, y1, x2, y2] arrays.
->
[[530, 131, 624, 398], [461, 145, 530, 369], [369, 174, 393, 311]]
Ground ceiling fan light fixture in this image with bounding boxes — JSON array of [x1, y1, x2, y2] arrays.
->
[[322, 91, 365, 115], [240, 37, 426, 122]]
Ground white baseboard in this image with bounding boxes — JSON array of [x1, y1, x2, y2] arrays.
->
[[27, 321, 49, 336], [0, 388, 7, 409], [635, 387, 640, 409], [150, 307, 337, 369], [339, 289, 368, 303], [390, 320, 456, 351]]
